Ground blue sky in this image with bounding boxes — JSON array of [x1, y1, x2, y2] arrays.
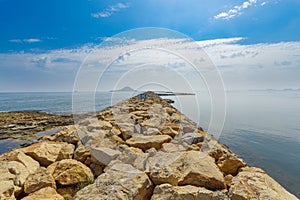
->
[[0, 0, 300, 91]]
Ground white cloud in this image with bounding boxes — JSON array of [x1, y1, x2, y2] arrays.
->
[[91, 2, 129, 18], [9, 38, 42, 43], [1, 37, 300, 90], [214, 0, 259, 20]]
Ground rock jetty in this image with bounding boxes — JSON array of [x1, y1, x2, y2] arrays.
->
[[0, 92, 298, 200]]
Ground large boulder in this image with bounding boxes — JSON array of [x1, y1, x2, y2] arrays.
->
[[0, 161, 30, 196], [5, 151, 40, 174], [126, 134, 172, 151], [74, 163, 153, 200], [22, 142, 75, 166], [47, 159, 94, 186], [90, 146, 121, 166], [21, 187, 64, 200], [148, 151, 225, 190], [151, 183, 229, 200], [228, 167, 298, 200], [24, 167, 56, 194]]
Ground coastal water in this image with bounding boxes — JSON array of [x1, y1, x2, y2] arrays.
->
[[0, 91, 299, 197]]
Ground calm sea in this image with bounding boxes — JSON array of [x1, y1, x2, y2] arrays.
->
[[0, 91, 299, 197]]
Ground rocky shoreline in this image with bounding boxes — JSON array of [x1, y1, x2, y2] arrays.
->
[[0, 111, 73, 140], [0, 92, 298, 199]]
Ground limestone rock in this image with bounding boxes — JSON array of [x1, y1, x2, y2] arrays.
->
[[74, 163, 153, 200], [73, 141, 90, 163], [24, 167, 56, 194], [21, 187, 64, 200], [6, 152, 40, 174], [160, 126, 178, 137], [126, 134, 172, 151], [90, 146, 121, 166], [228, 167, 298, 200], [57, 187, 79, 200], [217, 156, 246, 175], [161, 142, 186, 153], [47, 159, 94, 186], [149, 151, 225, 190], [22, 142, 75, 166], [0, 180, 15, 200], [151, 183, 229, 200], [181, 132, 204, 145]]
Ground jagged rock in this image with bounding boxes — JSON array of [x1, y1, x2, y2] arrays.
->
[[151, 183, 229, 200], [47, 125, 79, 144], [181, 132, 204, 145], [22, 142, 75, 166], [160, 126, 178, 137], [47, 159, 94, 186], [21, 187, 64, 200], [0, 161, 30, 196], [126, 134, 172, 151], [202, 138, 246, 175], [90, 146, 121, 166], [73, 141, 90, 163], [118, 123, 135, 140], [57, 187, 79, 200], [161, 142, 186, 153], [143, 127, 161, 135], [228, 167, 298, 200], [217, 156, 246, 175], [24, 167, 56, 194], [114, 145, 151, 171], [0, 180, 15, 200], [6, 152, 40, 174], [98, 120, 113, 130], [148, 151, 225, 190], [74, 163, 153, 200]]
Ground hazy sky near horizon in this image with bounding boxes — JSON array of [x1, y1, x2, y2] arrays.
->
[[0, 0, 300, 92]]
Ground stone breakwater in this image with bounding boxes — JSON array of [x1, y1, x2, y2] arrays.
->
[[0, 92, 298, 200]]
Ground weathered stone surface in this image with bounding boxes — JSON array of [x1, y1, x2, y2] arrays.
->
[[24, 167, 56, 194], [0, 180, 16, 200], [57, 187, 79, 200], [47, 159, 94, 186], [22, 142, 75, 166], [21, 187, 64, 200], [73, 141, 90, 163], [217, 156, 246, 175], [160, 126, 178, 137], [74, 163, 153, 200], [151, 183, 229, 200], [6, 152, 40, 174], [161, 142, 186, 153], [149, 151, 225, 190], [90, 146, 121, 166], [181, 132, 204, 145], [126, 134, 172, 151], [228, 167, 298, 200]]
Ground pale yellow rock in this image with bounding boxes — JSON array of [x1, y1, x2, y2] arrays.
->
[[22, 142, 74, 166], [47, 159, 94, 186], [126, 134, 172, 151], [73, 141, 90, 163], [21, 187, 64, 200], [228, 167, 298, 200], [74, 163, 153, 200], [151, 183, 229, 200], [149, 151, 225, 190], [6, 152, 40, 174], [24, 167, 56, 194], [160, 126, 178, 137], [0, 180, 16, 200]]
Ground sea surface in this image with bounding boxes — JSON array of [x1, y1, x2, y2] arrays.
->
[[0, 91, 299, 197]]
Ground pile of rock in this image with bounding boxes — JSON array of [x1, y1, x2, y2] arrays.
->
[[0, 92, 298, 199]]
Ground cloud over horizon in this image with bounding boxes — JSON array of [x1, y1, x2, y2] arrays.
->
[[0, 37, 299, 91]]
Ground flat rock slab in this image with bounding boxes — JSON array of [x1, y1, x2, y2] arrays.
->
[[126, 134, 172, 151], [74, 163, 153, 200], [148, 151, 225, 190], [90, 146, 121, 166]]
